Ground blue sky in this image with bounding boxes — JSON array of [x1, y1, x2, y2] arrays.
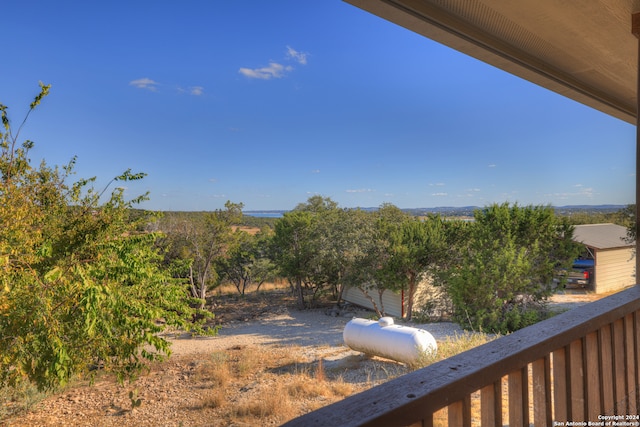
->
[[2, 1, 635, 211]]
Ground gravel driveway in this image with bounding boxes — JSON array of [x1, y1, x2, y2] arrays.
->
[[167, 308, 466, 358]]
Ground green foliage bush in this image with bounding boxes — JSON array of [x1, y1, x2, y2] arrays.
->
[[0, 83, 213, 391], [440, 203, 581, 334]]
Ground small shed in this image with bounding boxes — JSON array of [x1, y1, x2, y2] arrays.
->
[[341, 286, 404, 318], [342, 278, 442, 319], [572, 224, 635, 294]]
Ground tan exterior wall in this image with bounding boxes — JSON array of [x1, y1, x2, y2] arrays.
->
[[342, 286, 403, 318], [594, 248, 636, 293]]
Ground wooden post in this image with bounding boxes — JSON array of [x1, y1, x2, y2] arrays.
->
[[633, 13, 640, 285]]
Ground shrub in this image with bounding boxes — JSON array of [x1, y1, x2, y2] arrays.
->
[[0, 83, 213, 391], [440, 203, 580, 334]]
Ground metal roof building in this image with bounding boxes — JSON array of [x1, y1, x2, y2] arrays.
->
[[572, 223, 635, 293], [573, 223, 633, 250]]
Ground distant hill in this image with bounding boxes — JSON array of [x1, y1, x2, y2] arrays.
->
[[410, 204, 629, 217], [244, 204, 629, 218], [554, 204, 628, 211]]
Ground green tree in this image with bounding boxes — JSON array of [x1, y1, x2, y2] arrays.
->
[[271, 196, 347, 308], [294, 195, 338, 213], [332, 203, 422, 318], [618, 204, 636, 243], [220, 228, 276, 295], [271, 209, 315, 308], [337, 208, 390, 317], [375, 214, 447, 320], [160, 202, 243, 308], [441, 203, 580, 333], [0, 84, 212, 391], [330, 208, 376, 303]]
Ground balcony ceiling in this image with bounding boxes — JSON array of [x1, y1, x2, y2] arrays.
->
[[345, 0, 640, 125]]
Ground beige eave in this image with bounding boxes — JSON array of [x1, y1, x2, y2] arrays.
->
[[344, 0, 640, 125]]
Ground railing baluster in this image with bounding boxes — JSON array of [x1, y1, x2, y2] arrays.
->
[[447, 397, 471, 427], [448, 401, 461, 426], [508, 367, 529, 426], [481, 381, 502, 427], [569, 339, 585, 421], [585, 331, 601, 420], [613, 318, 626, 413], [552, 347, 568, 421], [600, 324, 615, 414], [462, 395, 471, 427], [532, 356, 551, 427], [625, 313, 638, 414]]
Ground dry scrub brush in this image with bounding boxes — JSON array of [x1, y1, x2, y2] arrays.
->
[[192, 333, 497, 424], [192, 344, 370, 424]]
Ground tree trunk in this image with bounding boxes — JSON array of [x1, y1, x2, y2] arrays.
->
[[405, 271, 417, 321], [358, 287, 383, 318], [188, 266, 207, 310], [295, 278, 305, 309], [377, 288, 387, 317], [336, 283, 346, 306]]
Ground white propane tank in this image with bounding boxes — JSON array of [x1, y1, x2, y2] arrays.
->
[[343, 317, 437, 365]]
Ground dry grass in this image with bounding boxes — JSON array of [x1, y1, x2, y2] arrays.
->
[[2, 286, 503, 426], [1, 329, 494, 426], [221, 332, 496, 424], [212, 279, 289, 296], [413, 330, 498, 369], [189, 344, 368, 425], [232, 383, 297, 419], [0, 379, 48, 420], [194, 351, 232, 387], [315, 358, 326, 382], [198, 332, 497, 424], [197, 389, 225, 409]]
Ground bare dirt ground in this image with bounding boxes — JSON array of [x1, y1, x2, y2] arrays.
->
[[1, 289, 604, 427]]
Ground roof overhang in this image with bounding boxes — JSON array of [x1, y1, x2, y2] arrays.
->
[[344, 0, 640, 125]]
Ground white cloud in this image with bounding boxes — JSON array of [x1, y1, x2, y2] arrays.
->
[[579, 187, 595, 197], [129, 77, 159, 91], [190, 86, 204, 96], [552, 185, 596, 200], [432, 192, 448, 197], [131, 78, 203, 95], [346, 189, 374, 193], [311, 169, 320, 174], [177, 85, 205, 95], [488, 164, 497, 168], [239, 62, 292, 80], [286, 46, 308, 65], [239, 46, 309, 80], [429, 182, 445, 187]]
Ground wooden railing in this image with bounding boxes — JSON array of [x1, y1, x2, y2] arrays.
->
[[283, 286, 640, 427]]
